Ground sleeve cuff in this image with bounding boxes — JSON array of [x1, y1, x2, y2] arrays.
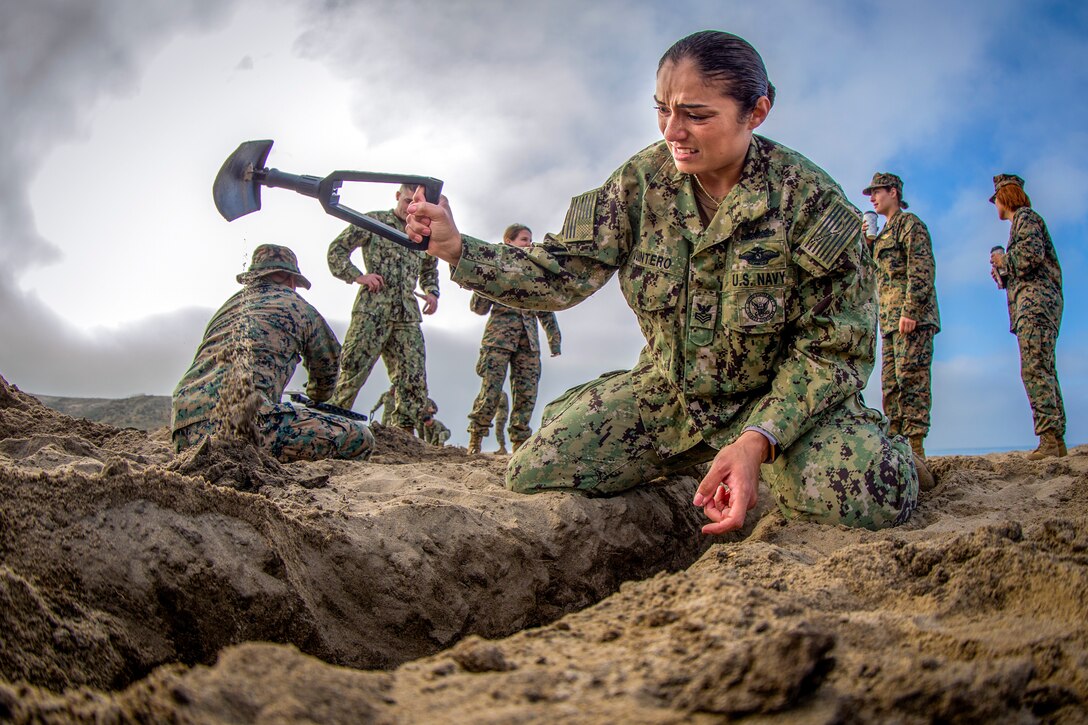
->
[[743, 425, 779, 464]]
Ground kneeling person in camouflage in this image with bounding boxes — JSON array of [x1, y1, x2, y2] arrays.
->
[[422, 414, 451, 447], [406, 31, 919, 534], [172, 244, 374, 462]]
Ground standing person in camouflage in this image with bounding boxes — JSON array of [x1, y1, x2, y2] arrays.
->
[[370, 385, 395, 426], [327, 184, 439, 431], [406, 30, 920, 535], [422, 414, 451, 447], [466, 224, 562, 455], [989, 174, 1066, 459], [491, 389, 510, 454], [172, 244, 374, 461], [862, 173, 940, 460]]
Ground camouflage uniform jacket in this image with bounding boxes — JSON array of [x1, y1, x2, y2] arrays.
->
[[423, 418, 451, 446], [172, 281, 341, 432], [870, 210, 940, 333], [470, 293, 562, 355], [1003, 206, 1063, 333], [327, 210, 440, 323], [451, 135, 878, 458]]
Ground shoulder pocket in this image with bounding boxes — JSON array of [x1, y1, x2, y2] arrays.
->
[[623, 264, 682, 311]]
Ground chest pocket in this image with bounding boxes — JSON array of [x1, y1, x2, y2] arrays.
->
[[873, 233, 900, 261]]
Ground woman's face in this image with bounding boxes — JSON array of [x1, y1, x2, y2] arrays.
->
[[655, 58, 768, 178], [869, 187, 898, 216], [505, 229, 532, 248]]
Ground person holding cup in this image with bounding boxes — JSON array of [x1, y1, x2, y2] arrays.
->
[[989, 174, 1066, 459], [862, 173, 940, 460]]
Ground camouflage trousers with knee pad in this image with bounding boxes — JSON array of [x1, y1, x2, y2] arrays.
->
[[506, 368, 917, 531]]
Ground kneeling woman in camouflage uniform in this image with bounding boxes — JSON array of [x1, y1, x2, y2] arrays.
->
[[406, 31, 919, 534]]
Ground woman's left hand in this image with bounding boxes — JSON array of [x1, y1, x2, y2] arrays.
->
[[692, 430, 766, 534]]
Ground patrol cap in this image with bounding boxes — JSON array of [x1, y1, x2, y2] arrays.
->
[[862, 172, 909, 209], [989, 173, 1025, 204], [236, 244, 312, 289]]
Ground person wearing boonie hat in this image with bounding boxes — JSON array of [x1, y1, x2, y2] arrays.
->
[[862, 173, 940, 464], [234, 243, 312, 289], [988, 174, 1066, 459], [171, 244, 374, 462]]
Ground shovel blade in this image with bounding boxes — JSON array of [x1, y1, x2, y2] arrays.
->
[[213, 140, 274, 221]]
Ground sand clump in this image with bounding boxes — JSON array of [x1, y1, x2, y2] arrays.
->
[[0, 371, 1086, 722]]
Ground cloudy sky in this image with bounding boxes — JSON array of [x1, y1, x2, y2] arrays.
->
[[1, 0, 1084, 451]]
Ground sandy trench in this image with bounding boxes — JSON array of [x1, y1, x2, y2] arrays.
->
[[0, 373, 1086, 723]]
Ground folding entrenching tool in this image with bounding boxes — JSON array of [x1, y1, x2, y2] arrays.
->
[[213, 139, 443, 250]]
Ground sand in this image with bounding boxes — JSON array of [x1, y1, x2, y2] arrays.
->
[[0, 372, 1085, 723]]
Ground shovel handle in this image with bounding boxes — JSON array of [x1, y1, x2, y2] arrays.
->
[[319, 172, 442, 251]]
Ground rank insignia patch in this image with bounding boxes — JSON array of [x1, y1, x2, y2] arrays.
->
[[797, 199, 860, 270], [560, 189, 599, 240], [693, 302, 714, 324]]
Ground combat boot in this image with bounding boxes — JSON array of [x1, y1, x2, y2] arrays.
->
[[1026, 431, 1067, 460], [913, 453, 936, 492], [468, 431, 482, 455], [909, 435, 926, 460], [512, 439, 525, 453], [495, 444, 509, 455]]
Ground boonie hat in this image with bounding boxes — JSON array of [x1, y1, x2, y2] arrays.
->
[[989, 173, 1025, 204], [236, 244, 312, 289], [862, 172, 909, 209]]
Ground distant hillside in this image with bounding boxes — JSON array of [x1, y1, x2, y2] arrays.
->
[[31, 393, 171, 431]]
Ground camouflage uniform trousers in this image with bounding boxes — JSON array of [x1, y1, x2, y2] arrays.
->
[[172, 405, 374, 462], [507, 369, 918, 530], [492, 393, 509, 449], [1016, 318, 1066, 436], [468, 337, 540, 444], [331, 312, 428, 429], [880, 326, 935, 438]]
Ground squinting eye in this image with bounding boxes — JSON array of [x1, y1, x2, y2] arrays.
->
[[654, 105, 669, 114]]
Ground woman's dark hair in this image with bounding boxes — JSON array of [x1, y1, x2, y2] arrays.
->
[[658, 30, 776, 118]]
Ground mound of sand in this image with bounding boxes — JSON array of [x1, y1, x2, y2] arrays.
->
[[1, 372, 1085, 722]]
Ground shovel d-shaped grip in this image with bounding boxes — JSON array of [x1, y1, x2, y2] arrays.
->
[[213, 139, 443, 251]]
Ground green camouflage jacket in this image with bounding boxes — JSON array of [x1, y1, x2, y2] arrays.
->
[[870, 210, 940, 333], [171, 281, 341, 432], [470, 293, 561, 354], [423, 418, 451, 445], [451, 135, 878, 457], [327, 209, 440, 323], [370, 389, 395, 418], [1004, 206, 1063, 333]]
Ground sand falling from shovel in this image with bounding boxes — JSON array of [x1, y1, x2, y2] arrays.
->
[[210, 272, 261, 446]]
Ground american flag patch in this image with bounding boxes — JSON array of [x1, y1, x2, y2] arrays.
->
[[560, 189, 598, 240], [797, 199, 860, 270]]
